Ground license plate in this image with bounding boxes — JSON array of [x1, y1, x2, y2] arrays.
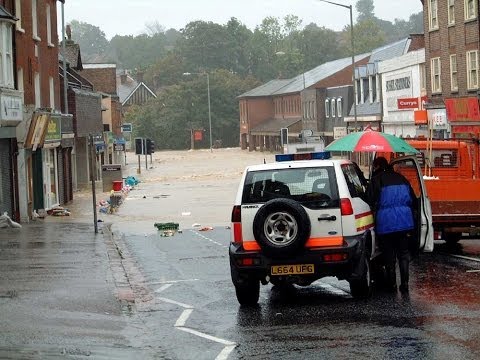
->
[[271, 264, 314, 275]]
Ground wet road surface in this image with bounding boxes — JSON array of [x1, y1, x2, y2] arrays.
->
[[112, 226, 480, 360]]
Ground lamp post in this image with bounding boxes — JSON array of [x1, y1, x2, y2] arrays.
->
[[317, 0, 358, 132], [183, 72, 213, 152]]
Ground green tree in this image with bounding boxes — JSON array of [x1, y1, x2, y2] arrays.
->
[[144, 53, 185, 89], [68, 20, 109, 62], [356, 0, 375, 22]]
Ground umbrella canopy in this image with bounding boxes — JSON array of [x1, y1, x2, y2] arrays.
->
[[324, 129, 419, 153]]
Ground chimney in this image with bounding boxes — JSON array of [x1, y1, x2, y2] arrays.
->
[[136, 71, 144, 83], [120, 74, 127, 85]]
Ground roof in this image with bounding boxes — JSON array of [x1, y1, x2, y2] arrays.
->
[[117, 73, 139, 103], [238, 79, 292, 98], [369, 38, 411, 63], [83, 64, 117, 69], [250, 117, 301, 135], [61, 42, 83, 70], [122, 82, 157, 105], [238, 53, 370, 98]]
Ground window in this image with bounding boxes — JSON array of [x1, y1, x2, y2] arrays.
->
[[325, 99, 330, 118], [15, 0, 22, 31], [429, 0, 438, 30], [362, 78, 369, 103], [336, 98, 342, 117], [0, 22, 14, 87], [17, 68, 23, 92], [341, 164, 366, 199], [450, 54, 458, 91], [34, 72, 40, 108], [465, 0, 477, 21], [32, 0, 39, 40], [420, 64, 426, 91], [49, 76, 54, 108], [330, 99, 336, 118], [448, 0, 455, 25], [356, 79, 361, 104], [46, 4, 53, 46], [467, 50, 479, 90], [431, 57, 442, 93]]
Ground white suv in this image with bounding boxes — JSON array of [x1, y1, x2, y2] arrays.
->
[[229, 152, 432, 305]]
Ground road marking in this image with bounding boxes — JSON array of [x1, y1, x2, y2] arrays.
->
[[177, 327, 236, 346], [157, 297, 193, 309], [315, 282, 350, 296], [190, 230, 225, 247], [152, 279, 199, 286], [155, 284, 173, 293], [215, 345, 236, 360], [466, 269, 480, 273], [156, 287, 237, 359], [175, 309, 193, 327], [444, 253, 480, 263]]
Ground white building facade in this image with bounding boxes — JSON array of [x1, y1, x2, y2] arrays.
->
[[379, 49, 427, 138]]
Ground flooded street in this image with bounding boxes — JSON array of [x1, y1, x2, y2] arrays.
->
[[1, 149, 480, 359]]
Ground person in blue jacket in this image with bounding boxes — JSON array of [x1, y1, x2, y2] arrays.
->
[[367, 156, 417, 293]]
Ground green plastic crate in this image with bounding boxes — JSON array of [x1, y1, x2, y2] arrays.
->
[[154, 222, 179, 231]]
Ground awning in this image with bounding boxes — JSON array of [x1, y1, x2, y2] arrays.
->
[[250, 117, 302, 136]]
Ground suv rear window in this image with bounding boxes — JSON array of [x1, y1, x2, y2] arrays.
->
[[242, 167, 339, 209]]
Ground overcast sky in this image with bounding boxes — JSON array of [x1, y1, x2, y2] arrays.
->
[[58, 0, 423, 39]]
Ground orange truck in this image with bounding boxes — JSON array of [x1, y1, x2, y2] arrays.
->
[[391, 138, 480, 244]]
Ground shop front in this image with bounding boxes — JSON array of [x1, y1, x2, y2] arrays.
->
[[0, 89, 23, 220], [42, 114, 62, 210], [445, 97, 480, 139]]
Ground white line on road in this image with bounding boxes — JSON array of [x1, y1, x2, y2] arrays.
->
[[215, 345, 237, 360], [190, 230, 224, 247], [175, 309, 193, 327], [177, 327, 236, 346], [155, 284, 173, 293], [444, 253, 480, 263], [157, 297, 193, 309], [152, 279, 199, 285]]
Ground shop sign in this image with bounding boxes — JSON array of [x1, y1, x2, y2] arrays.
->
[[0, 94, 23, 122], [428, 108, 448, 130], [334, 126, 347, 139], [451, 125, 480, 136], [397, 96, 427, 110], [45, 115, 62, 142], [445, 97, 480, 122], [25, 113, 50, 151], [194, 129, 203, 141], [121, 123, 132, 132]]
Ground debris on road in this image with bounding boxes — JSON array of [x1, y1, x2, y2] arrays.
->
[[198, 226, 214, 231], [0, 212, 21, 229], [154, 222, 180, 237]]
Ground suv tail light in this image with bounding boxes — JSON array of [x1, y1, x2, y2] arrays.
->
[[340, 198, 353, 216], [231, 206, 242, 243]]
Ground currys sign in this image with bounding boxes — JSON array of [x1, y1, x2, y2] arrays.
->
[[397, 97, 419, 109]]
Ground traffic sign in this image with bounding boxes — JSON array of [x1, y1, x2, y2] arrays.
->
[[122, 123, 133, 133]]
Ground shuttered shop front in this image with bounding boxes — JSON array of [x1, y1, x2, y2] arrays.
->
[[0, 139, 13, 216]]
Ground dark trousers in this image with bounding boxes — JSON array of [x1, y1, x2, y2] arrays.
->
[[379, 231, 410, 287]]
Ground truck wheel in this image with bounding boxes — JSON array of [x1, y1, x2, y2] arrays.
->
[[445, 233, 461, 245], [349, 253, 373, 299], [253, 198, 310, 258]]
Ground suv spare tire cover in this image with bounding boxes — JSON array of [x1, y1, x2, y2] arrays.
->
[[253, 198, 311, 258]]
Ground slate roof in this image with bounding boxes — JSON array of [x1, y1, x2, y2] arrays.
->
[[348, 102, 382, 117], [369, 38, 411, 63], [116, 71, 138, 103], [238, 79, 292, 98], [250, 117, 301, 134], [238, 54, 370, 98], [62, 42, 83, 70]]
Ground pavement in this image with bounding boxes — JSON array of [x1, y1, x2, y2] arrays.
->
[[0, 148, 276, 354]]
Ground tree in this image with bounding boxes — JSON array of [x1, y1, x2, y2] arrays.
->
[[68, 20, 109, 62], [356, 0, 375, 22], [351, 19, 386, 54], [144, 20, 165, 36]]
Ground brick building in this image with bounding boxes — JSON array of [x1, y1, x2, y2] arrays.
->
[[422, 0, 480, 137]]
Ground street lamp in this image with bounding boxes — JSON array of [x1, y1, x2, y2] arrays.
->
[[183, 72, 213, 152], [317, 0, 358, 132]]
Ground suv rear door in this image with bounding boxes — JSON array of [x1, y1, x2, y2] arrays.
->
[[390, 156, 434, 252]]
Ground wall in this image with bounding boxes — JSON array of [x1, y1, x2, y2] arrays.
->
[[80, 66, 117, 95]]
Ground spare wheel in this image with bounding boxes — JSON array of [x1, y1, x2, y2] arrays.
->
[[253, 198, 311, 258]]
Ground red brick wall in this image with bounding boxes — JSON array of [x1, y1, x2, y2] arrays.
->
[[243, 98, 274, 134], [14, 0, 61, 110], [423, 0, 480, 106], [111, 98, 122, 136], [80, 67, 117, 95]]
